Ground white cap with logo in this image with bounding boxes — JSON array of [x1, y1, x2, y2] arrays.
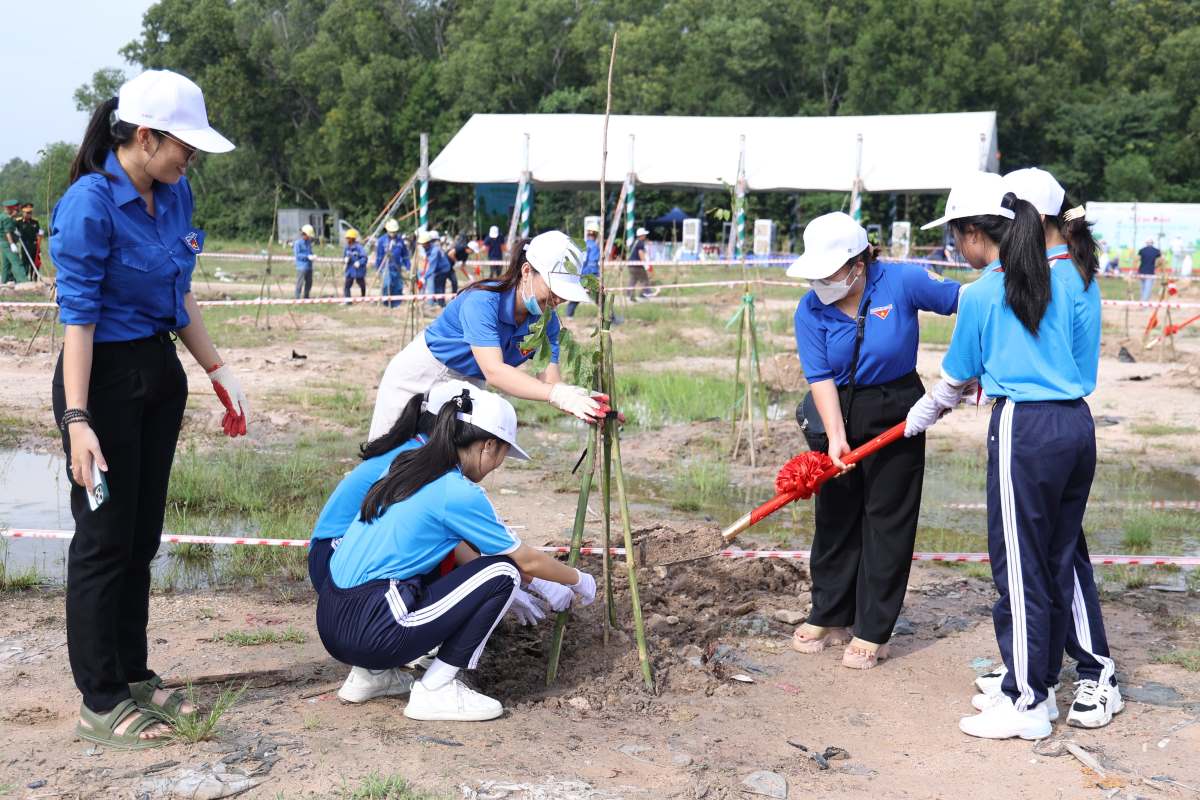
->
[[428, 383, 530, 461], [921, 171, 1014, 230], [117, 70, 235, 153], [1002, 167, 1065, 217], [786, 212, 868, 280], [524, 230, 591, 304]]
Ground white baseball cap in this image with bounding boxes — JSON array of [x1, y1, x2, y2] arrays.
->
[[117, 70, 234, 154], [488, 225, 500, 238], [921, 172, 1014, 230], [1002, 167, 1065, 217], [524, 230, 591, 304], [636, 227, 649, 237], [384, 218, 400, 233], [300, 224, 315, 237], [434, 384, 529, 461], [786, 212, 868, 280]]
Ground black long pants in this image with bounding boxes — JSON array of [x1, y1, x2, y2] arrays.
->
[[343, 275, 366, 298], [52, 333, 188, 713], [806, 371, 925, 645]]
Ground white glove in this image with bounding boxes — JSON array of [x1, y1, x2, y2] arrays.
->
[[548, 383, 602, 422], [904, 394, 941, 437], [528, 577, 574, 612], [509, 587, 547, 626], [8, 243, 16, 253], [905, 377, 972, 437], [568, 569, 597, 607], [207, 364, 250, 437]]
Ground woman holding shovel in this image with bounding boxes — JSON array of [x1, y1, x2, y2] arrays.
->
[[789, 212, 960, 669]]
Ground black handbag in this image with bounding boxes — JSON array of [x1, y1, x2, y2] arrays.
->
[[796, 286, 872, 453]]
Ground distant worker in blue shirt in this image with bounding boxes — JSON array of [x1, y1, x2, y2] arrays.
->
[[482, 225, 505, 278], [421, 230, 453, 307], [342, 228, 368, 303], [789, 212, 959, 672], [376, 218, 410, 308], [907, 171, 1116, 741], [293, 223, 316, 299], [1136, 238, 1162, 302], [566, 222, 601, 318], [51, 70, 248, 750]]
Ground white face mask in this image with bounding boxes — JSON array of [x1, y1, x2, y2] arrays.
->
[[811, 265, 862, 305]]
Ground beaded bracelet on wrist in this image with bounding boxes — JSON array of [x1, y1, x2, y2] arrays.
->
[[59, 408, 92, 432]]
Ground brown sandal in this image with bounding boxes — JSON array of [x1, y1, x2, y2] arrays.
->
[[791, 625, 851, 654], [841, 638, 890, 670]]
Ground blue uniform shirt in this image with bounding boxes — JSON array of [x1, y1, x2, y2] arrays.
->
[[294, 237, 314, 271], [582, 238, 601, 276], [375, 233, 410, 270], [423, 242, 452, 279], [310, 435, 426, 543], [942, 259, 1089, 401], [794, 262, 960, 387], [52, 150, 201, 343], [1047, 244, 1101, 395], [424, 284, 561, 378], [329, 467, 520, 588], [344, 243, 367, 278]]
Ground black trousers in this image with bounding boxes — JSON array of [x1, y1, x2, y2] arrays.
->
[[52, 333, 188, 713], [343, 275, 366, 297], [806, 371, 925, 645]]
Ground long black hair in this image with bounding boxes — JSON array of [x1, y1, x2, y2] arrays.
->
[[462, 237, 530, 296], [359, 393, 425, 460], [950, 193, 1049, 335], [359, 390, 501, 523], [1048, 198, 1099, 289], [70, 98, 139, 183]]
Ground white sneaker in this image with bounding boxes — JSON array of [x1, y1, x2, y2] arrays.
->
[[403, 678, 503, 722], [1067, 680, 1123, 729], [971, 691, 1058, 722], [975, 665, 1060, 696], [959, 694, 1052, 740], [337, 666, 414, 704]]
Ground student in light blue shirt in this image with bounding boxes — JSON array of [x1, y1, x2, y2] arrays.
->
[[906, 171, 1115, 741], [316, 387, 596, 722]]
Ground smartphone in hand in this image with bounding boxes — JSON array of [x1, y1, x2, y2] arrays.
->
[[88, 461, 109, 511]]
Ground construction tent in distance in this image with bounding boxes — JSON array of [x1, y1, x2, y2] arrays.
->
[[428, 112, 999, 192]]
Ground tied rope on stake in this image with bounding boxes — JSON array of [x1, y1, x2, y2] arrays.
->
[[721, 421, 907, 543]]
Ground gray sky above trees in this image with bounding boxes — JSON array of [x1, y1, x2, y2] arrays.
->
[[6, 0, 154, 162]]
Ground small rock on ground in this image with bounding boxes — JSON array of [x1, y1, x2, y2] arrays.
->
[[741, 770, 787, 799]]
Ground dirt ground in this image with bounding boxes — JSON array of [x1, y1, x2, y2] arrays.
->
[[1, 282, 1199, 799]]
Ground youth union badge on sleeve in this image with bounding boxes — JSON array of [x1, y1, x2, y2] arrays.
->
[[869, 304, 893, 320], [182, 230, 205, 253]]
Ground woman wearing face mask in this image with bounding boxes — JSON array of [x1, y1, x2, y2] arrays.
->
[[319, 387, 597, 721], [51, 70, 247, 749], [368, 230, 604, 439], [788, 212, 960, 669]]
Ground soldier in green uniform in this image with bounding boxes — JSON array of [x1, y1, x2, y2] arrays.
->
[[0, 199, 27, 284], [14, 203, 42, 279]]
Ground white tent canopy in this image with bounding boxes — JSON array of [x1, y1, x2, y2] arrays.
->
[[429, 112, 999, 193]]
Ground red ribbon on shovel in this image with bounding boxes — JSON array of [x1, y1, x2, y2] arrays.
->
[[721, 421, 907, 543]]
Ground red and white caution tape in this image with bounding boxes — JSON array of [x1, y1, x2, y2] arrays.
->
[[5, 528, 1197, 567]]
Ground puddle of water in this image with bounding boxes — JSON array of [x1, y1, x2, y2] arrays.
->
[[0, 450, 72, 580]]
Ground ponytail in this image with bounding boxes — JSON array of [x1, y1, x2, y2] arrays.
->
[[463, 237, 528, 296], [359, 393, 425, 460], [1050, 200, 1099, 289], [359, 389, 500, 522], [998, 194, 1051, 335], [70, 98, 138, 184]]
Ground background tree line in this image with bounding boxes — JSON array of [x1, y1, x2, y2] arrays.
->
[[3, 0, 1199, 243]]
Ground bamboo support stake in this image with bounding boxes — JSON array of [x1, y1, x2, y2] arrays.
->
[[610, 409, 655, 692], [546, 429, 597, 685]]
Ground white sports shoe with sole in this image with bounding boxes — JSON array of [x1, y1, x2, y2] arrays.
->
[[971, 691, 1058, 722], [975, 665, 1060, 696], [959, 695, 1052, 740], [1067, 680, 1123, 728], [403, 679, 503, 722], [337, 667, 414, 704]]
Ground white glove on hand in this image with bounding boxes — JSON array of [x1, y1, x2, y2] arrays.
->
[[548, 383, 602, 422], [8, 243, 16, 253], [509, 587, 547, 626], [568, 569, 597, 607], [207, 364, 250, 437], [905, 394, 942, 437], [528, 577, 574, 612], [905, 377, 972, 437]]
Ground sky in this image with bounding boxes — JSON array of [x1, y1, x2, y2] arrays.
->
[[6, 0, 156, 163]]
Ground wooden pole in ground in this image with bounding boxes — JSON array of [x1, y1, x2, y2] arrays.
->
[[546, 430, 596, 685]]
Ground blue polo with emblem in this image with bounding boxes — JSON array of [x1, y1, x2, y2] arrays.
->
[[51, 150, 201, 342], [423, 283, 561, 379], [794, 261, 960, 387]]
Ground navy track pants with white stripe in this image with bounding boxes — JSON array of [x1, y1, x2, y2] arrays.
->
[[316, 555, 519, 671], [987, 398, 1115, 711]]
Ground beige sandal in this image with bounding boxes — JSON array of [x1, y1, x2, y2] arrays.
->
[[791, 624, 851, 654], [841, 638, 890, 670]]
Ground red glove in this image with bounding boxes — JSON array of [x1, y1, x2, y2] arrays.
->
[[207, 364, 249, 437]]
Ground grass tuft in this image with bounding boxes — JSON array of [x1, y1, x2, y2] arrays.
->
[[1153, 649, 1200, 672], [668, 460, 731, 512], [171, 683, 246, 743], [1130, 423, 1198, 437], [342, 773, 443, 800], [222, 626, 307, 646]]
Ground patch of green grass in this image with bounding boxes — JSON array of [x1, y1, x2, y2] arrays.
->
[[169, 542, 217, 569], [1153, 649, 1200, 672], [616, 371, 738, 427], [342, 773, 443, 800], [283, 383, 373, 430], [220, 544, 309, 585], [222, 626, 307, 646], [0, 782, 14, 796], [918, 314, 956, 346], [171, 683, 247, 743], [1131, 423, 1198, 437], [668, 459, 731, 512], [1120, 510, 1174, 554], [0, 560, 44, 592]]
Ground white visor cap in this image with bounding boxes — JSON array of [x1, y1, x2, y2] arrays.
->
[[1002, 167, 1065, 217], [786, 212, 869, 280], [921, 171, 1014, 230], [117, 70, 235, 154], [441, 384, 530, 461], [488, 225, 500, 238], [525, 230, 591, 304]]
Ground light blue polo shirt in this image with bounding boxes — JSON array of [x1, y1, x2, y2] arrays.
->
[[1047, 244, 1101, 396], [310, 435, 426, 543], [424, 283, 561, 379], [942, 259, 1088, 401], [328, 467, 520, 588]]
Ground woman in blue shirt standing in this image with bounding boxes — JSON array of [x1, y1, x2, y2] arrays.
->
[[789, 212, 960, 669], [368, 230, 602, 439], [907, 171, 1113, 739], [318, 386, 596, 721], [51, 70, 247, 749]]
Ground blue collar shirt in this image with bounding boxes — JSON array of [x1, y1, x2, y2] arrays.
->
[[1047, 244, 1101, 395], [423, 242, 452, 279], [293, 237, 314, 271], [375, 233, 410, 270], [582, 238, 601, 275], [424, 284, 561, 379], [344, 243, 368, 277], [51, 150, 201, 343]]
